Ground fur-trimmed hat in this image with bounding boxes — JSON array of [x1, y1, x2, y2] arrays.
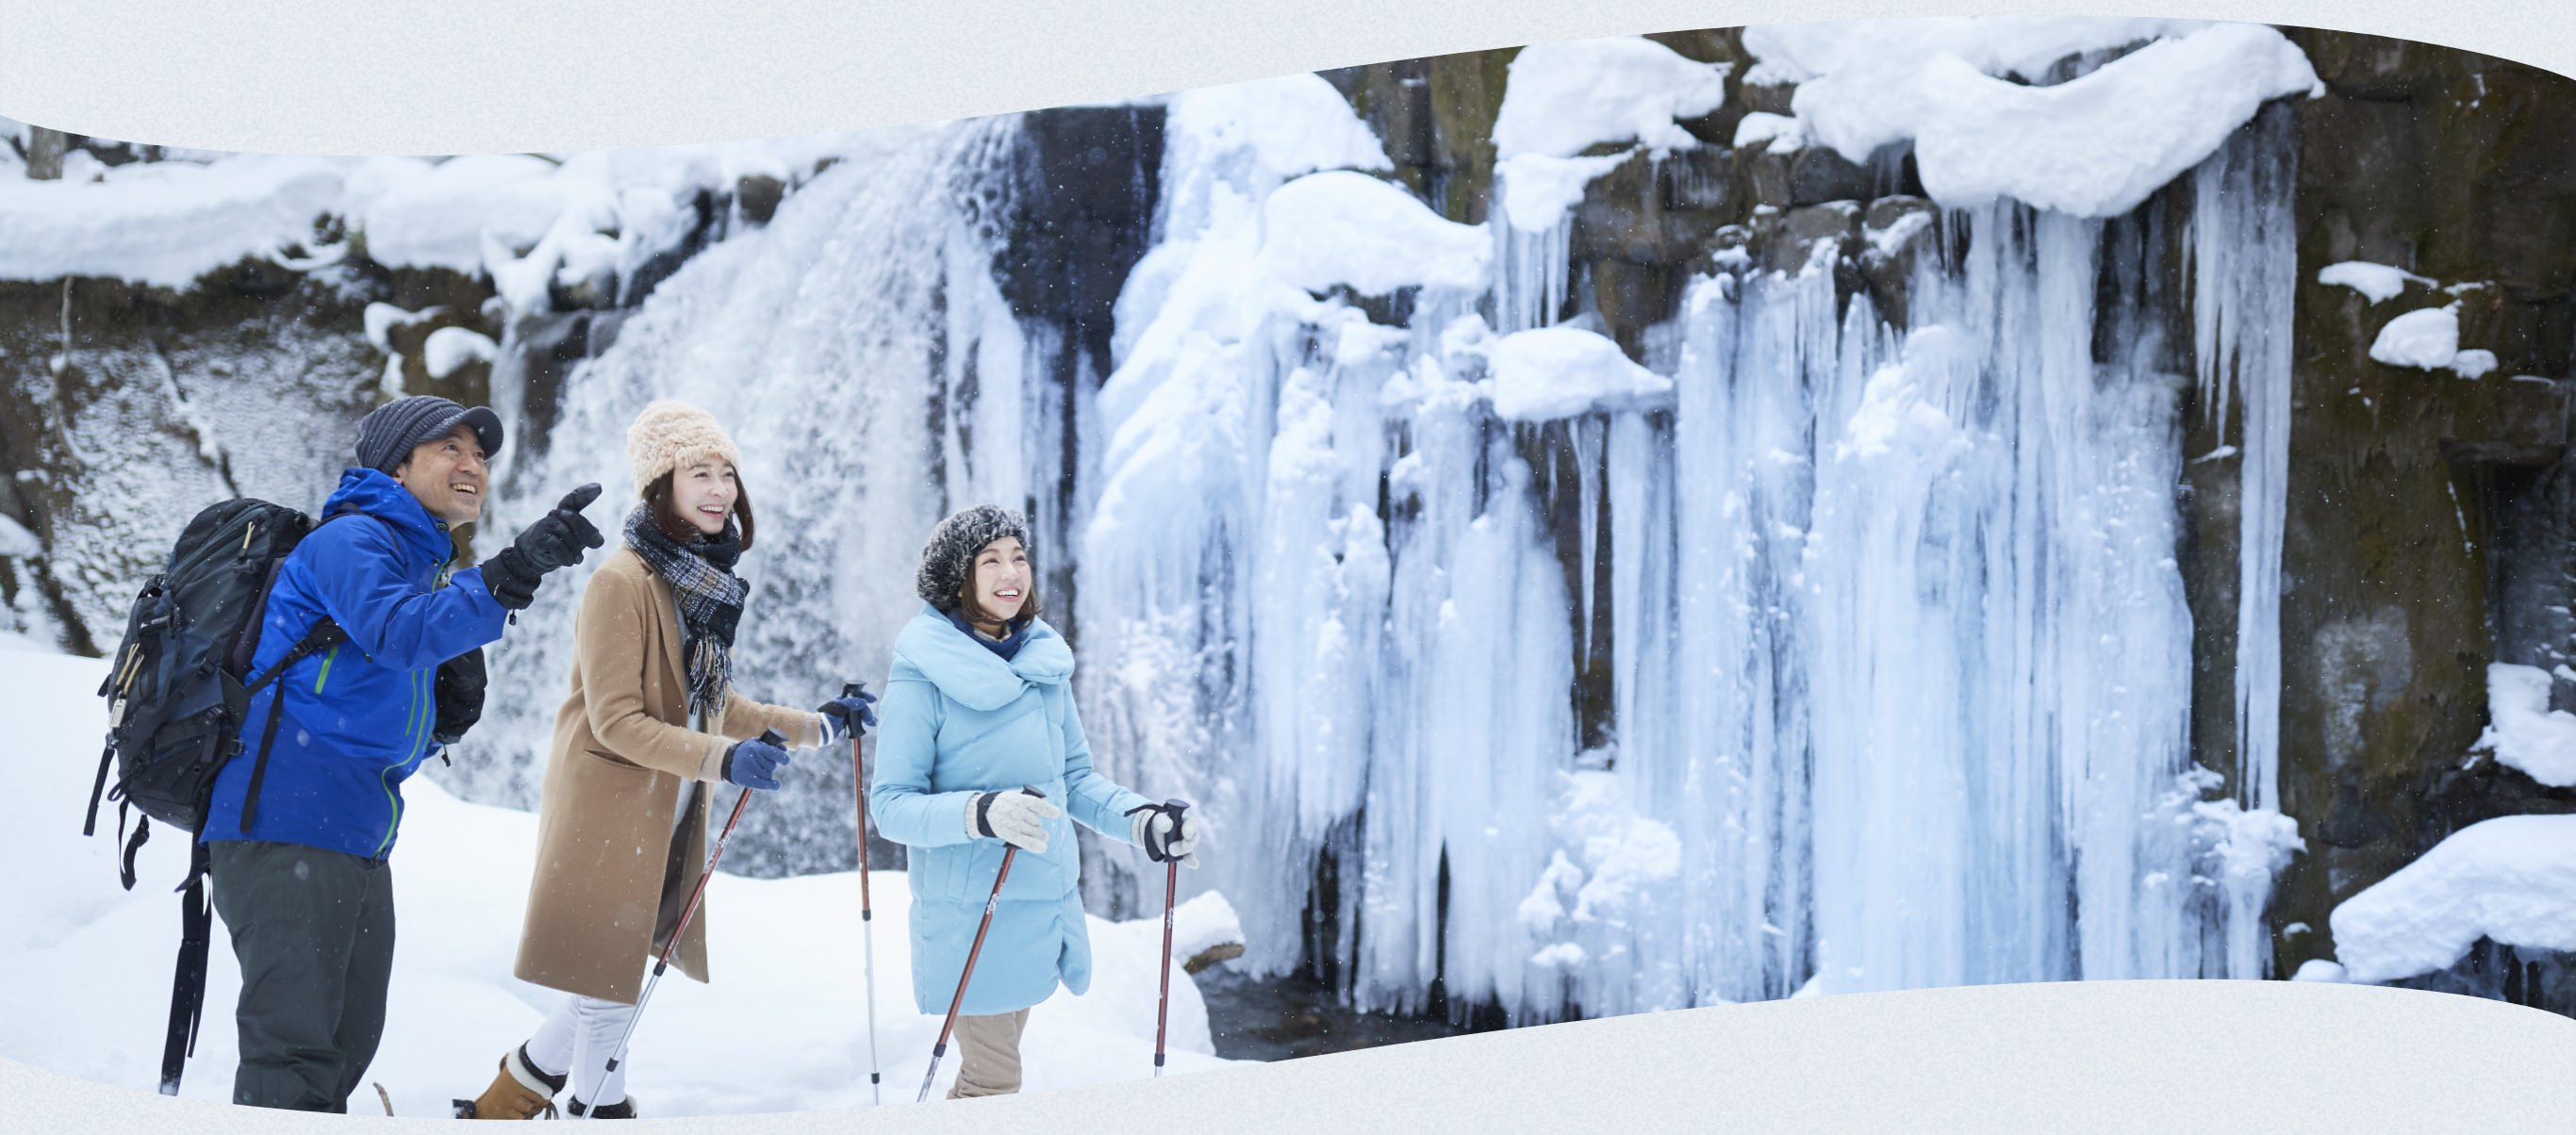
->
[[625, 400, 743, 498], [916, 504, 1032, 613]]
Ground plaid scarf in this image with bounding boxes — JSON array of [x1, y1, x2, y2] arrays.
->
[[623, 503, 747, 717]]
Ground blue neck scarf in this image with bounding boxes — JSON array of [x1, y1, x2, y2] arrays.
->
[[946, 607, 1032, 661]]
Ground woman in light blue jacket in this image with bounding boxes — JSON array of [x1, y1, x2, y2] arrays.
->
[[869, 505, 1204, 1099]]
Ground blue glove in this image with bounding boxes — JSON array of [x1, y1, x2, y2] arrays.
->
[[817, 683, 879, 746], [721, 731, 792, 791]]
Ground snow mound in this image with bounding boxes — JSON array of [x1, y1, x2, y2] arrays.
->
[[1172, 891, 1247, 962], [1733, 111, 1808, 152], [1544, 771, 1681, 926], [2332, 814, 2576, 984], [1484, 326, 1673, 421], [1744, 20, 2319, 218], [0, 155, 344, 288], [1908, 25, 2323, 217], [362, 301, 443, 354], [347, 154, 590, 275], [2319, 260, 2432, 304], [1742, 17, 2217, 90], [1838, 326, 1973, 463], [0, 132, 895, 312], [2291, 959, 2348, 982], [2189, 798, 2304, 883], [0, 516, 39, 559], [1260, 171, 1490, 296], [1494, 151, 1630, 234], [1493, 37, 1731, 159], [2369, 303, 2494, 377], [423, 326, 501, 379], [1158, 73, 1394, 243], [0, 646, 1238, 1112], [1165, 73, 1393, 181], [2472, 664, 2576, 788]]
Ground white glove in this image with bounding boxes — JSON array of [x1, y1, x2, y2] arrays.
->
[[1127, 802, 1200, 869], [966, 789, 1060, 853]]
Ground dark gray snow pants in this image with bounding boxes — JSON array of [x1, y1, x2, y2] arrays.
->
[[206, 839, 396, 1112]]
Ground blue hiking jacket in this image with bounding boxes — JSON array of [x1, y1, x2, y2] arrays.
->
[[869, 604, 1153, 1015], [200, 468, 509, 860]]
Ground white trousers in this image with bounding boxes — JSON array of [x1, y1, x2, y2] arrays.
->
[[523, 992, 639, 1108]]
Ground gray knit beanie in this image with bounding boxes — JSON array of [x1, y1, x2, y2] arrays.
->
[[916, 505, 1032, 613], [355, 395, 504, 474]]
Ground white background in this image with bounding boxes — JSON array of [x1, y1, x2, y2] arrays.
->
[[0, 1, 2569, 154]]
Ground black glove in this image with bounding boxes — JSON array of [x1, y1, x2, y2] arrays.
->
[[482, 483, 605, 611], [432, 647, 486, 747]]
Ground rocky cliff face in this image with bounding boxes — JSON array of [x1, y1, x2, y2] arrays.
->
[[2271, 29, 2576, 994]]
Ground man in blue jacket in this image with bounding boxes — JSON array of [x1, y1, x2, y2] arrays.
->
[[200, 394, 604, 1112]]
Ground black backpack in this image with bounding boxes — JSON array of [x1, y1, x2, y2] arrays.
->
[[85, 496, 353, 1095]]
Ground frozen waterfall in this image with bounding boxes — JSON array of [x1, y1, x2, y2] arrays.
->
[[452, 71, 2308, 1024], [1080, 82, 2305, 1022]]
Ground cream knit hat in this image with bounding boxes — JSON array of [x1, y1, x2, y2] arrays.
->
[[626, 400, 744, 498]]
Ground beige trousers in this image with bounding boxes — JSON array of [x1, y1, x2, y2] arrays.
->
[[946, 1009, 1032, 1099]]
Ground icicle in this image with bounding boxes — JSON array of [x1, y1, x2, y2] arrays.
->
[[1574, 415, 1602, 669], [2191, 106, 2300, 976]]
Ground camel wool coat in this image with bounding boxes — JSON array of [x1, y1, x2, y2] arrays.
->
[[512, 546, 821, 1004]]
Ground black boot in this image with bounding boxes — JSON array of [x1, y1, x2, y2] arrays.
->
[[566, 1095, 637, 1119]]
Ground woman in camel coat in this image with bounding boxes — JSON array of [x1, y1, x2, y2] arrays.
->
[[457, 401, 876, 1120]]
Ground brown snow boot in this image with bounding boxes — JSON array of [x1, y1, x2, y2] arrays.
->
[[451, 1044, 564, 1119]]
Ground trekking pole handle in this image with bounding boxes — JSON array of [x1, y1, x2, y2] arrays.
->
[[1158, 798, 1190, 858]]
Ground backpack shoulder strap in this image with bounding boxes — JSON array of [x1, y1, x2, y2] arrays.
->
[[232, 503, 370, 834], [157, 841, 213, 1096], [242, 503, 373, 691]]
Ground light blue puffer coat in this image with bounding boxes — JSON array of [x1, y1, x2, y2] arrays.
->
[[868, 604, 1152, 1016]]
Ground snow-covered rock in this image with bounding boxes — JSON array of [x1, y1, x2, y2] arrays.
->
[[1744, 20, 2320, 218], [1733, 111, 1808, 152], [1492, 38, 1731, 160], [2332, 814, 2576, 984], [1484, 326, 1673, 421], [0, 155, 344, 288], [2291, 959, 2348, 982], [1260, 171, 1489, 296], [1493, 151, 1631, 233], [0, 516, 39, 559], [2472, 664, 2576, 788], [2319, 260, 2432, 304], [2369, 303, 2496, 377], [422, 326, 502, 379]]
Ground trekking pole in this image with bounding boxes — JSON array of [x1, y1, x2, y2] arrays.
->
[[585, 728, 780, 1121], [918, 786, 1046, 1103], [848, 683, 883, 1107], [1151, 798, 1189, 1078]]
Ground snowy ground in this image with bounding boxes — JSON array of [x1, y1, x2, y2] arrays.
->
[[0, 644, 1239, 1117]]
